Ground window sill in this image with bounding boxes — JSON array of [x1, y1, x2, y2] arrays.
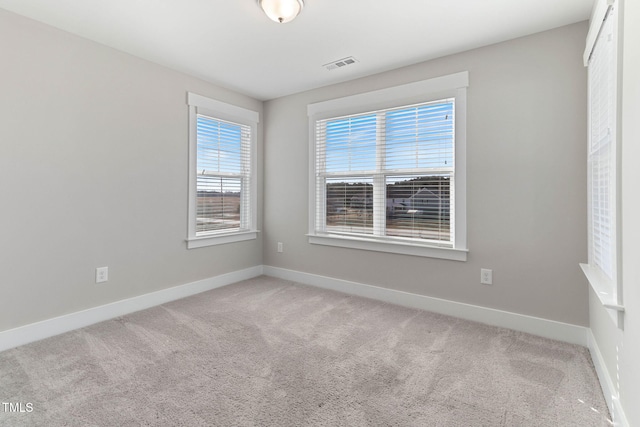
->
[[308, 234, 467, 261], [187, 230, 259, 249], [580, 263, 624, 311]]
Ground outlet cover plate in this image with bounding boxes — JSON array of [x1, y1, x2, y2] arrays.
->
[[96, 267, 109, 283], [481, 268, 492, 285]]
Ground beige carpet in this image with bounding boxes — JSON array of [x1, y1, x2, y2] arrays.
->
[[0, 276, 610, 426]]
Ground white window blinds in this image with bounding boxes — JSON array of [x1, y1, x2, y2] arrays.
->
[[314, 99, 455, 246], [588, 5, 616, 281], [196, 114, 252, 235]]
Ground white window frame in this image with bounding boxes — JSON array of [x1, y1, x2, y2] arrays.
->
[[186, 92, 259, 249], [580, 0, 624, 327], [307, 72, 468, 261]]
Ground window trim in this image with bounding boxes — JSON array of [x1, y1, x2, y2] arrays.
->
[[307, 72, 468, 261], [186, 92, 259, 249]]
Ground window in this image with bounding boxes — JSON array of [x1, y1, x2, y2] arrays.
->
[[580, 0, 623, 324], [187, 93, 258, 249], [308, 72, 468, 261]]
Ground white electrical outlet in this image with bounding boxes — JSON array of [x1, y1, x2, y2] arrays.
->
[[277, 242, 283, 253], [480, 268, 492, 285], [96, 266, 109, 283]]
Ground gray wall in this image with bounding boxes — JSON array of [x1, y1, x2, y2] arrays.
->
[[589, 0, 640, 424], [263, 22, 589, 326], [0, 9, 263, 331]]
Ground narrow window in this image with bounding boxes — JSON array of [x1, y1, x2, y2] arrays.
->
[[187, 93, 258, 248], [580, 0, 623, 324]]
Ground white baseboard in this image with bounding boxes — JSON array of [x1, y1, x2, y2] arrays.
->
[[263, 265, 588, 346], [0, 266, 264, 353], [0, 263, 589, 349], [587, 329, 629, 427], [2, 263, 626, 425], [1, 264, 588, 350]]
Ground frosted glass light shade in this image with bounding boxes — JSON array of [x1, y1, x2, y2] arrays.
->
[[259, 0, 304, 23]]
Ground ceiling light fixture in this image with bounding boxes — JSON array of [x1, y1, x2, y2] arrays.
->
[[258, 0, 304, 23]]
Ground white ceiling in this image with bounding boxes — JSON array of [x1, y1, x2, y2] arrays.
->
[[0, 0, 593, 100]]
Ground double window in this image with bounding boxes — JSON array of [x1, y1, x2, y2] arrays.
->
[[187, 93, 258, 248], [308, 72, 468, 261]]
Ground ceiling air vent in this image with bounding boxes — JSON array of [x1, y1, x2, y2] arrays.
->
[[323, 56, 358, 71]]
